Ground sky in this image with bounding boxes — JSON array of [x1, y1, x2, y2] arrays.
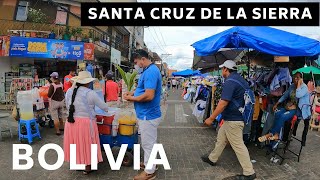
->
[[140, 0, 320, 71]]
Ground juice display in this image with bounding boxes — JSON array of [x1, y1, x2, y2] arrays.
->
[[17, 90, 34, 120], [20, 112, 34, 120], [118, 116, 136, 136]]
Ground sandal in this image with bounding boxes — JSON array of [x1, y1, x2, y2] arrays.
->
[[268, 136, 279, 141], [56, 132, 62, 136], [59, 129, 64, 131], [258, 135, 268, 142]]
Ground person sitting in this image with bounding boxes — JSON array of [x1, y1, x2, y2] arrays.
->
[[258, 72, 311, 142]]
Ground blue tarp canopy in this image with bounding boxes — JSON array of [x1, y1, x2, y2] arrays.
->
[[192, 26, 320, 57], [172, 69, 201, 77]]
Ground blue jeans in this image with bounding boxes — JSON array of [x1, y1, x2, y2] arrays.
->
[[270, 108, 296, 135]]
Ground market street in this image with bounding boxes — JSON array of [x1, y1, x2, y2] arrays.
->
[[1, 90, 320, 180]]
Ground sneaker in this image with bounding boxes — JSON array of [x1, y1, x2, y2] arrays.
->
[[133, 171, 156, 180], [235, 173, 257, 180], [201, 155, 217, 166]]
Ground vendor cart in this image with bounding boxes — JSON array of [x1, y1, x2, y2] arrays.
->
[[96, 108, 138, 167]]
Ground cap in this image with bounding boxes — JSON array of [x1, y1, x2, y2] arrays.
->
[[219, 60, 237, 70], [50, 72, 59, 78]]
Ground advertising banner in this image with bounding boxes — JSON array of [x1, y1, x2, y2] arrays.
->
[[111, 47, 121, 65], [84, 43, 94, 60], [0, 36, 10, 56], [9, 36, 84, 60]]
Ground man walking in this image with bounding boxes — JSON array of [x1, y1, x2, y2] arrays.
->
[[124, 49, 162, 180], [203, 60, 256, 180], [171, 78, 177, 92]]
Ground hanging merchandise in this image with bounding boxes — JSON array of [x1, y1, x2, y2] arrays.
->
[[86, 63, 94, 77], [10, 78, 33, 93], [192, 100, 207, 123]]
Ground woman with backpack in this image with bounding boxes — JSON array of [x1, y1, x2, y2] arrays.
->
[[48, 72, 66, 136]]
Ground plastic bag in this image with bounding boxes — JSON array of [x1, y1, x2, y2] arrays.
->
[[39, 86, 49, 99]]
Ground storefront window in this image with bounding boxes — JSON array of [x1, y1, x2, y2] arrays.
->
[[55, 6, 68, 25], [16, 1, 29, 21]]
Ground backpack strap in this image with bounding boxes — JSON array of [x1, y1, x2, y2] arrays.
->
[[227, 78, 246, 90], [51, 83, 63, 98], [226, 78, 246, 109]]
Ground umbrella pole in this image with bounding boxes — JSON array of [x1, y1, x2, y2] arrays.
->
[[310, 60, 316, 89], [247, 48, 250, 78]]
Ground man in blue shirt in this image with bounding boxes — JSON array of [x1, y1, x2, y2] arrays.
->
[[124, 49, 162, 180], [202, 60, 256, 180]]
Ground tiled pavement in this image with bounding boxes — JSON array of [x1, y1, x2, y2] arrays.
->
[[1, 89, 320, 180]]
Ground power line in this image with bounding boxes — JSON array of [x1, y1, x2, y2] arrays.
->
[[146, 42, 192, 47], [147, 28, 167, 54], [157, 27, 167, 48], [151, 27, 166, 49]]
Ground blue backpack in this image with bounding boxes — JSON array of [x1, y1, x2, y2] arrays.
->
[[227, 78, 255, 126]]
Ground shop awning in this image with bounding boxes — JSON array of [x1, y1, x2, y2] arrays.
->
[[172, 69, 201, 77], [192, 26, 320, 57]]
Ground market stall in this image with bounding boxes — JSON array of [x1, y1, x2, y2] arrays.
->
[[191, 26, 320, 163]]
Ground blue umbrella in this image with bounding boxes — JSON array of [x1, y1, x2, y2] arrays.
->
[[192, 26, 320, 57], [172, 69, 200, 77]]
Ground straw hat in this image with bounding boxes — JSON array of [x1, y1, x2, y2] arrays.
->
[[71, 71, 96, 85], [316, 86, 320, 94]]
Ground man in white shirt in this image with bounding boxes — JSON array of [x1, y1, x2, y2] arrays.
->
[[171, 78, 177, 92]]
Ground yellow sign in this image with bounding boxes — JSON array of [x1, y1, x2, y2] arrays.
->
[[28, 42, 47, 52], [274, 56, 289, 62]]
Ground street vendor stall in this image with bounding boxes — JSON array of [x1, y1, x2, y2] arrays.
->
[[192, 26, 320, 164]]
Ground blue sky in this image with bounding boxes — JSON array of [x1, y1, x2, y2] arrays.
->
[[140, 0, 320, 70]]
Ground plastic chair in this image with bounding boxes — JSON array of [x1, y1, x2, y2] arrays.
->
[[18, 119, 41, 144]]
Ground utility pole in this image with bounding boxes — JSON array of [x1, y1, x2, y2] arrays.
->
[[131, 26, 136, 68]]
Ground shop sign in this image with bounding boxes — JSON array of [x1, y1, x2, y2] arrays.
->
[[111, 47, 121, 65], [84, 43, 94, 60], [0, 36, 10, 56], [9, 36, 84, 60], [274, 56, 289, 62]]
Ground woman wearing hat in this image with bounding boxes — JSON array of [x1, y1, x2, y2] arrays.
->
[[48, 72, 66, 135], [64, 71, 109, 175]]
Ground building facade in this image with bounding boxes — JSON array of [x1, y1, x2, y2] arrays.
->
[[0, 0, 146, 93]]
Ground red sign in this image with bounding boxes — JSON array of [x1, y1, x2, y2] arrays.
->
[[0, 36, 10, 56], [84, 43, 94, 60]]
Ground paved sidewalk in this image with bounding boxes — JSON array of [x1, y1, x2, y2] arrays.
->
[[0, 89, 320, 179]]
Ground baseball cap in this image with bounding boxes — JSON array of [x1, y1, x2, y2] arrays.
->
[[50, 72, 59, 78], [219, 60, 237, 70]]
